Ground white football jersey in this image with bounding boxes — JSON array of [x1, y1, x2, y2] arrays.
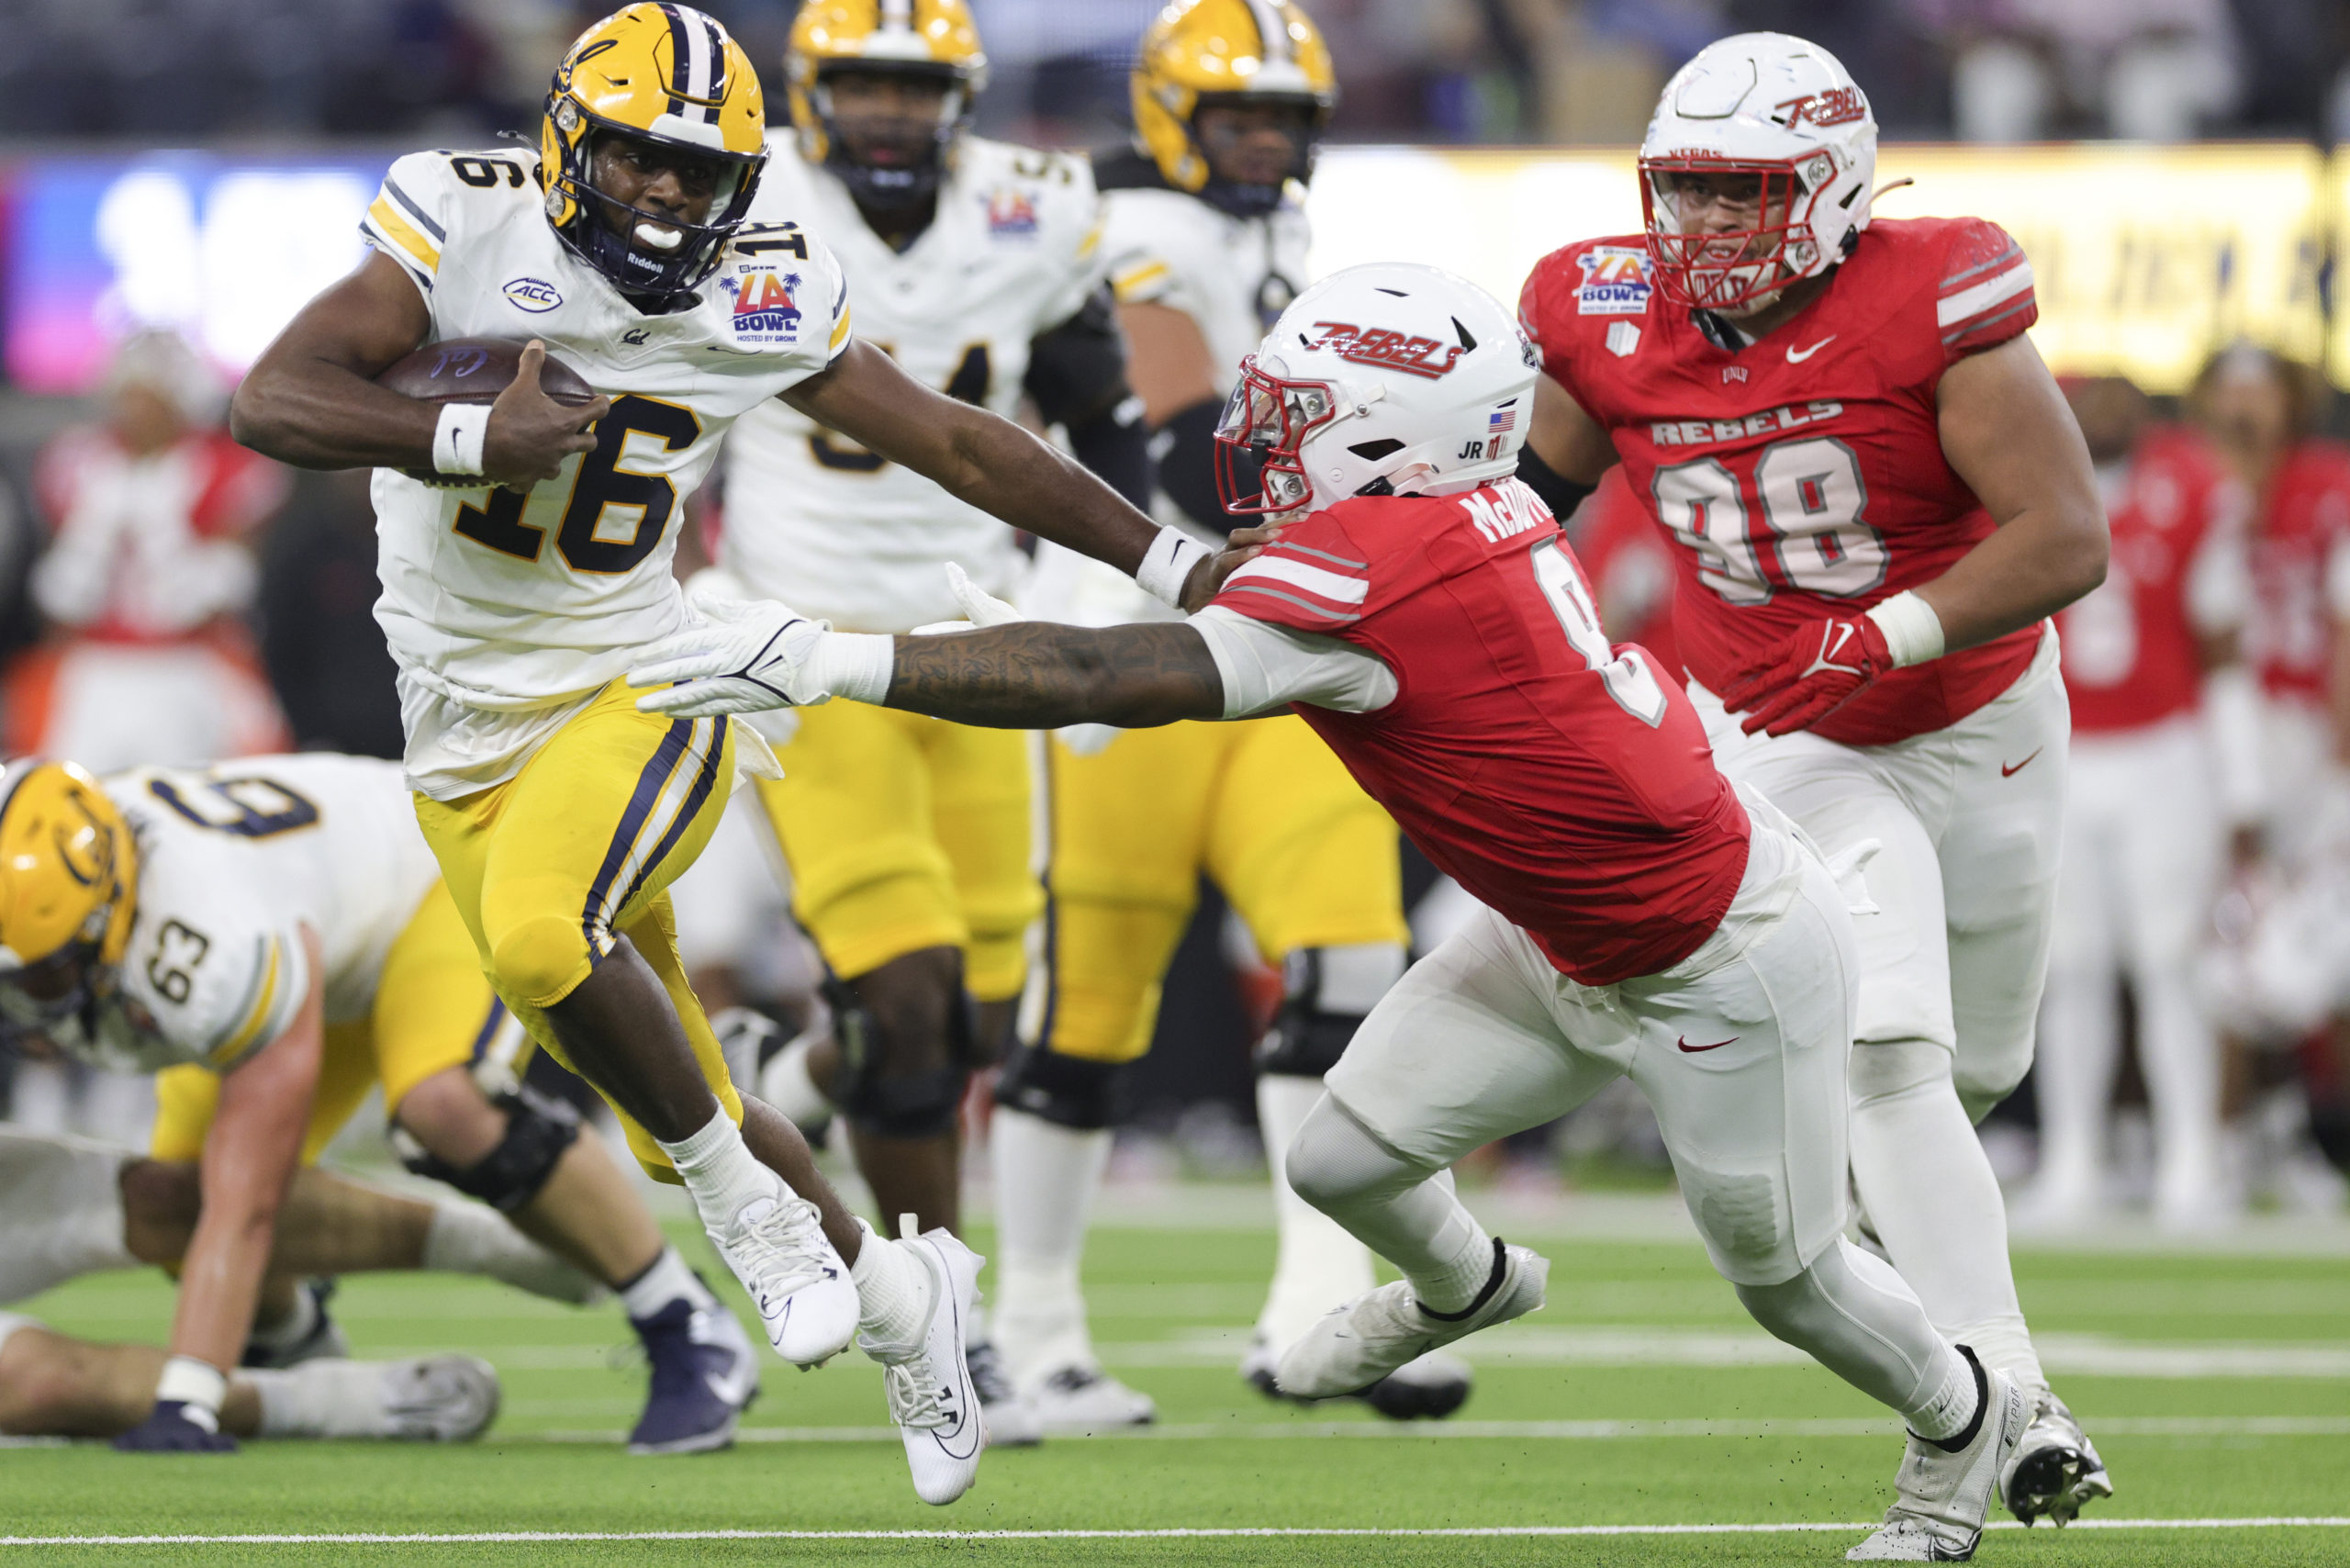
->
[[720, 138, 1105, 632], [61, 756, 442, 1077], [1033, 162, 1313, 628], [361, 148, 852, 794]]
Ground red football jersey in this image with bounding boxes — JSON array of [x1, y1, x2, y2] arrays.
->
[[1571, 467, 1683, 682], [1210, 477, 1751, 986], [2061, 426, 2243, 734], [1522, 217, 2044, 746], [2245, 440, 2350, 704]]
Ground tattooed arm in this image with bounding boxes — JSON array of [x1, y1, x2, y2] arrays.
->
[[881, 622, 1225, 729]]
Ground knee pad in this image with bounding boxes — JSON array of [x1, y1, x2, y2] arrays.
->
[[1257, 944, 1406, 1079], [1846, 1038, 1954, 1107], [1282, 1092, 1424, 1213], [487, 913, 593, 1010], [826, 972, 970, 1140], [396, 1082, 580, 1214], [993, 1038, 1125, 1131]]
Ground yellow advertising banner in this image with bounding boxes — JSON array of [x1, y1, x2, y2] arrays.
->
[[1309, 143, 2332, 395]]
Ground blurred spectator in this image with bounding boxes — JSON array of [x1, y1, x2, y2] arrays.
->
[[2021, 375, 2251, 1232], [1943, 0, 2243, 142], [256, 468, 404, 759], [5, 329, 289, 772]]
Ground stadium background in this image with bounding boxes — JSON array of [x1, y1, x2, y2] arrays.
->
[[1, 0, 2346, 1188]]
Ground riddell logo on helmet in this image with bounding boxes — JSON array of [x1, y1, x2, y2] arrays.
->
[[1304, 322, 1465, 380], [1775, 87, 1866, 128]]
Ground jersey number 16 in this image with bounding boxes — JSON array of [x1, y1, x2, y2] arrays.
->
[[454, 396, 702, 574]]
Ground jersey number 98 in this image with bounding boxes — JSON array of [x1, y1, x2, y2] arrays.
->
[[454, 396, 703, 574], [1651, 437, 1886, 605]]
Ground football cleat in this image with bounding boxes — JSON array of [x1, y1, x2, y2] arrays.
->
[[2000, 1391, 2113, 1527], [966, 1340, 1043, 1449], [1847, 1350, 2030, 1562], [379, 1354, 502, 1442], [710, 1193, 858, 1368], [1244, 1333, 1472, 1420], [1025, 1361, 1158, 1434], [861, 1224, 985, 1506], [626, 1287, 760, 1455], [1276, 1240, 1548, 1402], [241, 1280, 350, 1369]]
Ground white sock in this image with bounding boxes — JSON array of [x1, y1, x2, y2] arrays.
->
[[989, 1107, 1112, 1379], [1257, 1074, 1377, 1349], [1849, 1039, 2047, 1397], [1909, 1350, 1984, 1442], [247, 1360, 389, 1439], [657, 1107, 786, 1235], [618, 1245, 712, 1322], [757, 1029, 834, 1128], [850, 1218, 933, 1354], [421, 1200, 604, 1305], [1407, 1194, 1495, 1316]]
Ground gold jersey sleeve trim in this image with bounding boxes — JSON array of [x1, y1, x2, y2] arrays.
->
[[364, 196, 442, 279], [207, 935, 285, 1070]]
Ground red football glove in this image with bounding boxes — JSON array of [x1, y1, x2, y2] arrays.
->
[[1718, 613, 1893, 736]]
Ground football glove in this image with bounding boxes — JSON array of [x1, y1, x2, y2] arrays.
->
[[911, 562, 1023, 635], [1718, 613, 1893, 737], [114, 1399, 237, 1453], [631, 587, 850, 719]]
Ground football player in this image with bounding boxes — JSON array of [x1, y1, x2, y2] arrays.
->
[[711, 0, 1154, 1446], [634, 263, 2037, 1564], [0, 755, 757, 1454], [2023, 378, 2255, 1232], [1514, 33, 2112, 1527], [231, 4, 1225, 1503], [1, 1125, 582, 1443], [994, 0, 1449, 1431]]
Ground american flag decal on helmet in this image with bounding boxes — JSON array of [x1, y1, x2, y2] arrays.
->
[[1489, 406, 1517, 434]]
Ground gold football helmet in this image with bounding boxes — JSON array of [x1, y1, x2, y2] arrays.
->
[[540, 3, 768, 300], [786, 0, 988, 205], [0, 760, 139, 1037], [1133, 0, 1336, 215]]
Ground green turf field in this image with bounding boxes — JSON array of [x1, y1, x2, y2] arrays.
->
[[5, 1195, 2346, 1566]]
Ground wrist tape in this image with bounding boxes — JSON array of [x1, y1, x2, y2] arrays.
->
[[158, 1354, 228, 1418], [1864, 589, 1946, 669], [1136, 526, 1212, 610]]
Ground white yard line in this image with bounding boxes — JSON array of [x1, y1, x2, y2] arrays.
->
[[6, 1518, 2348, 1546]]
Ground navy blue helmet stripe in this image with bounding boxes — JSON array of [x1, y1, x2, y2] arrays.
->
[[699, 14, 727, 120], [658, 2, 691, 118]]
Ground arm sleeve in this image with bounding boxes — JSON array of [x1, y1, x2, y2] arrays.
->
[[1025, 286, 1152, 512], [1516, 443, 1595, 524], [360, 152, 452, 296], [1155, 398, 1237, 535], [1936, 219, 2038, 366], [1189, 604, 1397, 718]]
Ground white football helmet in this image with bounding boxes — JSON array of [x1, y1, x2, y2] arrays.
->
[[1215, 262, 1538, 518], [1639, 31, 1878, 314]]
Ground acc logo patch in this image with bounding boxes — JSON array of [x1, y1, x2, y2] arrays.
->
[[502, 276, 564, 313], [984, 187, 1039, 237], [722, 268, 802, 342], [1576, 246, 1652, 316]]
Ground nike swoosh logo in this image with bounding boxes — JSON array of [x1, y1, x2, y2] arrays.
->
[[1678, 1036, 1738, 1053], [1785, 335, 1837, 364], [2001, 748, 2042, 778]]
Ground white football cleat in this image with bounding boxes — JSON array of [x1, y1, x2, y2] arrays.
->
[[2000, 1390, 2113, 1527], [1243, 1335, 1472, 1420], [379, 1354, 501, 1442], [1026, 1362, 1158, 1434], [966, 1340, 1043, 1449], [710, 1193, 857, 1368], [1276, 1240, 1547, 1401], [862, 1225, 985, 1506], [1848, 1350, 2031, 1562]]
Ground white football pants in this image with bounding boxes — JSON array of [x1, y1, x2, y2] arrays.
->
[[1689, 631, 2071, 1394], [2040, 716, 2226, 1219], [0, 1128, 137, 1305]]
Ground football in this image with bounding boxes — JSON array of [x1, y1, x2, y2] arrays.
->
[[376, 337, 599, 485]]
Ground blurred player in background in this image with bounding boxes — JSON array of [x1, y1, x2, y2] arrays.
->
[[2022, 376, 2255, 1232], [1518, 33, 2113, 1526], [711, 0, 1152, 1445], [0, 756, 757, 1455], [1572, 467, 1684, 681], [637, 263, 2042, 1565], [232, 3, 1220, 1500], [992, 0, 1455, 1430]]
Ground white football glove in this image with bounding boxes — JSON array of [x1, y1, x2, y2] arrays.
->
[[911, 562, 1024, 634], [632, 587, 863, 719], [1055, 722, 1121, 756]]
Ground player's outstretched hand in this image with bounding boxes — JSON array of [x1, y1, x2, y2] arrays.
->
[[113, 1400, 238, 1453], [483, 341, 610, 491], [911, 563, 1024, 634], [631, 588, 830, 718], [1179, 534, 1269, 612], [1718, 613, 1893, 737]]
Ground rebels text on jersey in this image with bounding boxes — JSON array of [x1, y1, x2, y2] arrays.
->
[[1210, 478, 1751, 985], [1523, 217, 2042, 746], [2060, 427, 2246, 734]]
